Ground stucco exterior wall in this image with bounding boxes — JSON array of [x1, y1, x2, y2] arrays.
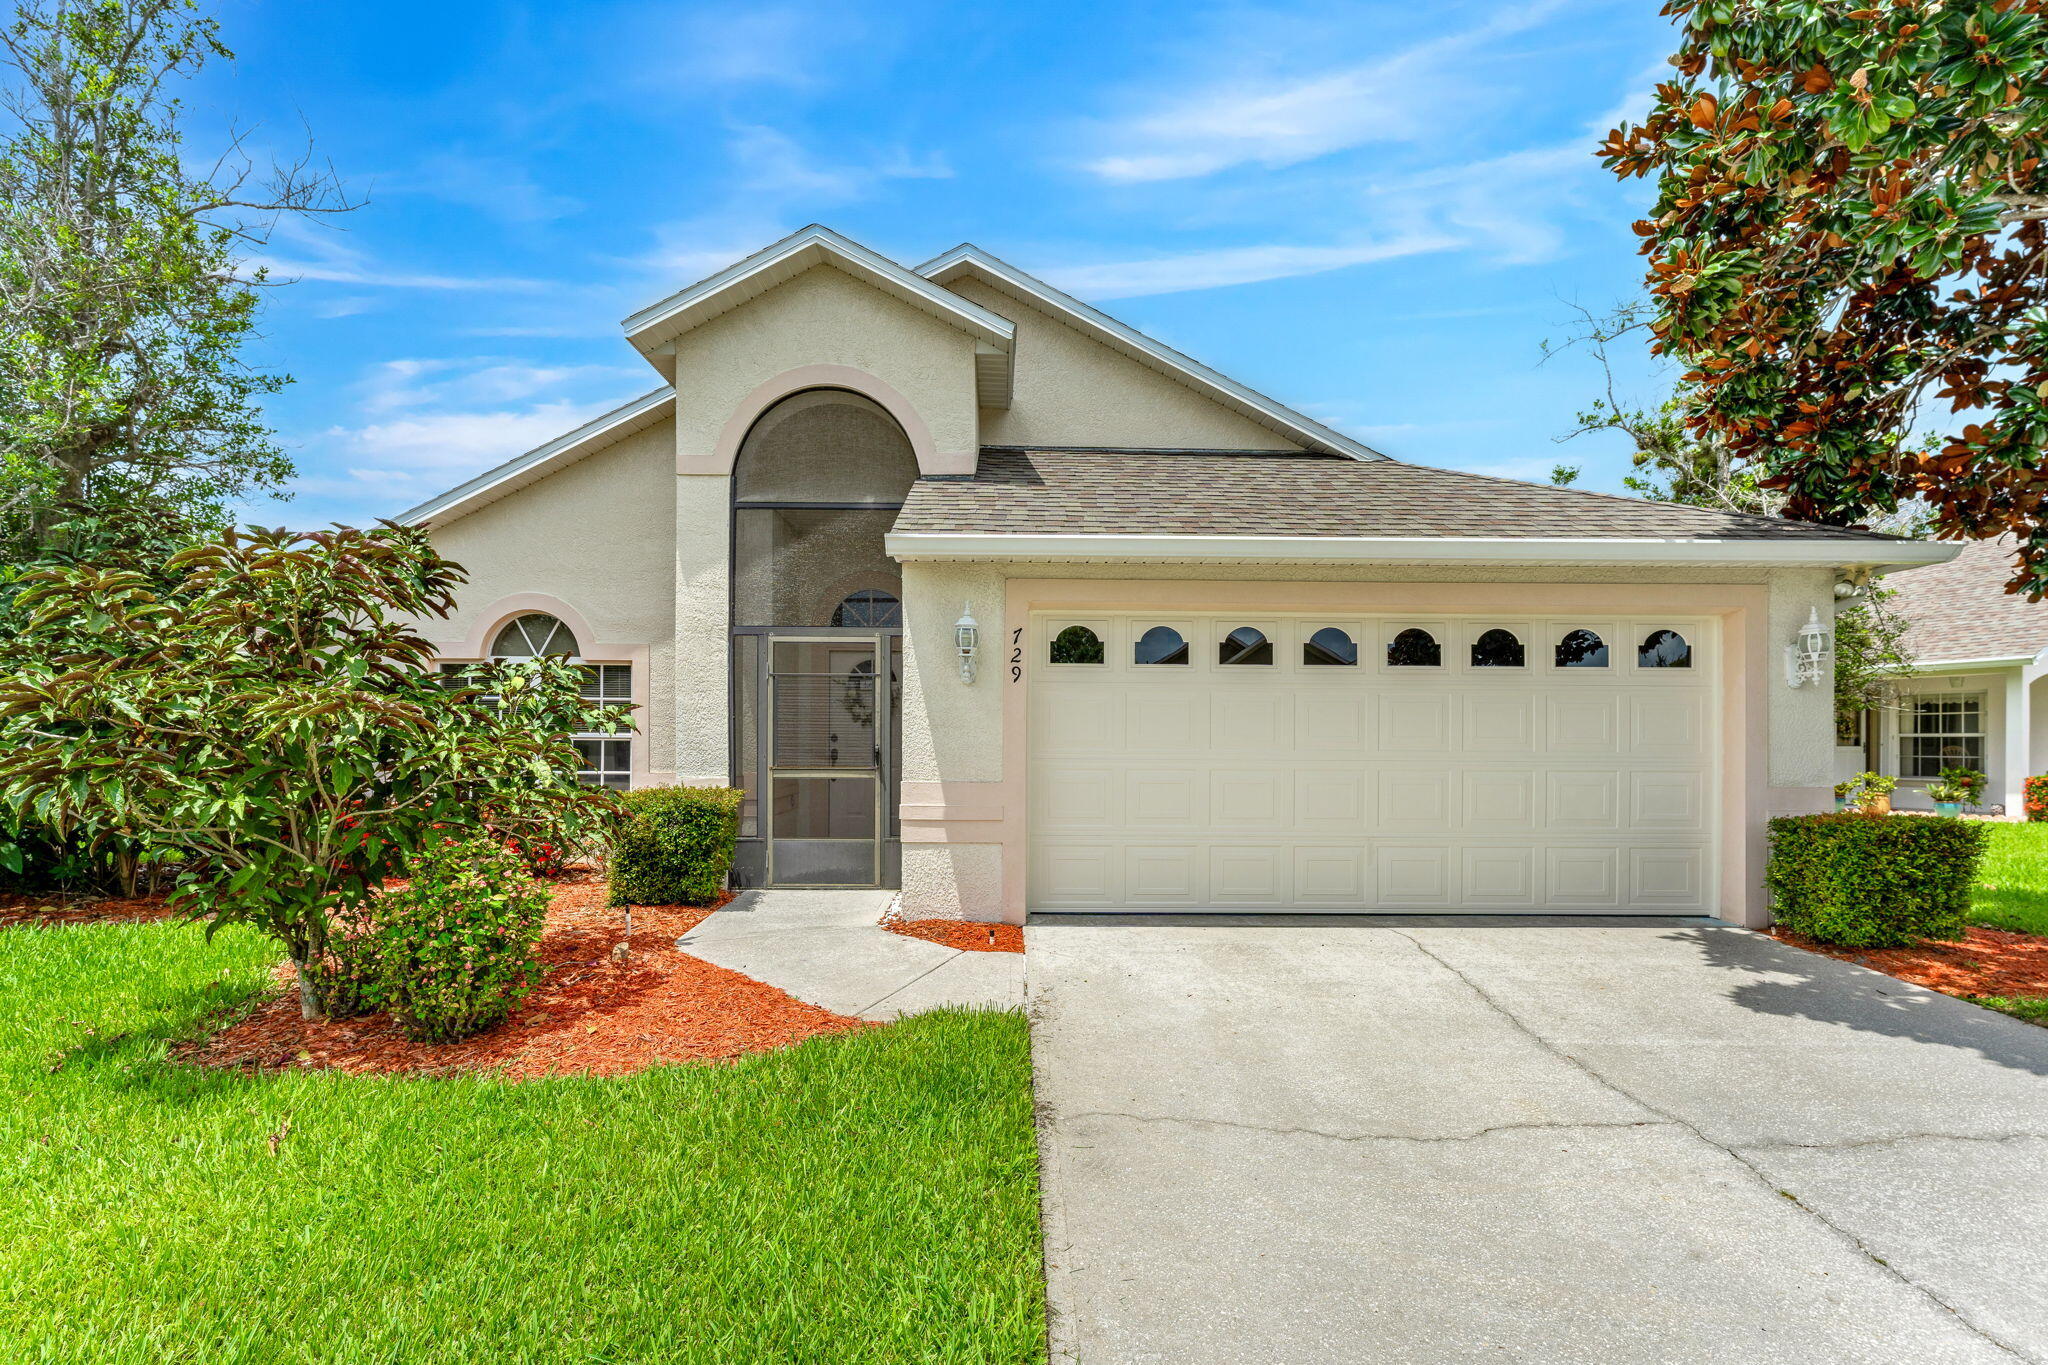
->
[[414, 418, 679, 781], [943, 275, 1305, 451], [669, 264, 982, 469], [674, 474, 731, 784]]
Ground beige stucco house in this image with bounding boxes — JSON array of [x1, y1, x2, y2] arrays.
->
[[1841, 536, 2047, 815], [399, 224, 1951, 926]]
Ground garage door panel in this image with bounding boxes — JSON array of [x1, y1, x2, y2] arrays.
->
[[1375, 769, 1453, 832], [1028, 612, 1718, 914]]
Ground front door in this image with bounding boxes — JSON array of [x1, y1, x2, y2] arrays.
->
[[735, 633, 900, 887]]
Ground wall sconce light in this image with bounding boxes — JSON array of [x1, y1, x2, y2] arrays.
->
[[954, 604, 979, 684], [1784, 605, 1832, 688]]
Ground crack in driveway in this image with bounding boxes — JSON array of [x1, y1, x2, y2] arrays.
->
[[1388, 928, 2041, 1364], [1060, 1110, 1676, 1147]]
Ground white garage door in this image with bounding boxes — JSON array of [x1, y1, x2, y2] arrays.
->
[[1027, 612, 1718, 913]]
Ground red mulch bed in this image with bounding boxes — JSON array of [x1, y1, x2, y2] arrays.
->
[[1770, 925, 2048, 1000], [0, 891, 178, 929], [174, 871, 866, 1080], [886, 917, 1024, 954]]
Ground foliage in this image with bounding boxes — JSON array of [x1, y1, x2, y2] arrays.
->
[[1601, 1, 2048, 596], [0, 0, 350, 557], [0, 519, 625, 1017], [1927, 765, 1988, 806], [1833, 583, 1918, 728], [1836, 770, 1898, 812], [2027, 773, 2048, 821], [1972, 820, 2048, 934], [0, 922, 1045, 1365], [608, 786, 744, 907], [367, 834, 550, 1043], [1768, 812, 1988, 946]]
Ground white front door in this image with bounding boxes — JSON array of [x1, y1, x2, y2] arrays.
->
[[1026, 612, 1718, 913]]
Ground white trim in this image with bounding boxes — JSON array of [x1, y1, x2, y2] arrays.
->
[[885, 531, 1956, 569], [916, 243, 1387, 462], [1900, 655, 2033, 671], [398, 387, 675, 528], [624, 225, 1015, 367]]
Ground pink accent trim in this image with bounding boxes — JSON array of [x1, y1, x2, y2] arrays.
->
[[422, 592, 658, 790], [688, 364, 970, 477]]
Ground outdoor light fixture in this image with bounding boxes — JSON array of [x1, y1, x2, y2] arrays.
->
[[954, 605, 979, 684], [1784, 605, 1833, 689]]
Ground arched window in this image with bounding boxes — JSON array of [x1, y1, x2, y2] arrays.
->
[[1218, 626, 1272, 665], [1471, 628, 1525, 667], [1639, 629, 1692, 668], [492, 613, 578, 658], [1134, 626, 1188, 665], [1555, 629, 1608, 668], [831, 590, 901, 628], [1387, 628, 1440, 667], [1050, 625, 1104, 664], [1304, 627, 1357, 666]]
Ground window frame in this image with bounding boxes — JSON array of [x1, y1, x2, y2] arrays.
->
[[1896, 692, 1985, 780], [437, 654, 637, 789]]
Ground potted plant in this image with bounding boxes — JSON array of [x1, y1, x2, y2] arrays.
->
[[1833, 777, 1861, 813], [1927, 767, 1987, 817], [1852, 772, 1896, 815]]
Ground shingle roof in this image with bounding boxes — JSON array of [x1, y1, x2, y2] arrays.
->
[[892, 448, 1910, 543], [1888, 534, 2048, 664]]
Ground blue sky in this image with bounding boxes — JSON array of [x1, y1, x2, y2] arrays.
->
[[194, 0, 1680, 526]]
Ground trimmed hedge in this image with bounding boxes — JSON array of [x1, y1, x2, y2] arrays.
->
[[608, 785, 744, 906], [1766, 813, 1989, 947]]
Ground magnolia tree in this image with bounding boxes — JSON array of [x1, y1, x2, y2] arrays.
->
[[1602, 0, 2048, 595], [0, 518, 624, 1017]]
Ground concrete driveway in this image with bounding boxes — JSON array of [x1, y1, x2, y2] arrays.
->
[[1026, 916, 2048, 1364]]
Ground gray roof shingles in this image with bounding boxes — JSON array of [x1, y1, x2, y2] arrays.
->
[[1887, 534, 2048, 664], [892, 448, 1909, 544]]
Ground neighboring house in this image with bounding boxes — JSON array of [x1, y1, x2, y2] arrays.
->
[[398, 224, 1950, 926], [1848, 536, 2048, 814]]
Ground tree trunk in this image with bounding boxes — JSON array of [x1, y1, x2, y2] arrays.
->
[[113, 844, 137, 900], [293, 953, 322, 1021]]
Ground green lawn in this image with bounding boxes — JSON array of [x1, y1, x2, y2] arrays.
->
[[1970, 821, 2048, 937], [0, 919, 1044, 1364]]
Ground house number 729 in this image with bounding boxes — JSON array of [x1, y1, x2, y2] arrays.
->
[[1010, 627, 1023, 683]]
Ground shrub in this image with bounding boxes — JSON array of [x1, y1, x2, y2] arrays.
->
[[1767, 813, 1990, 947], [609, 786, 744, 907], [1927, 767, 1987, 807], [370, 835, 551, 1043], [2027, 775, 2048, 823]]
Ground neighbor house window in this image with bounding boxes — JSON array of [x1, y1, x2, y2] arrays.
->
[[1050, 625, 1105, 664], [1387, 628, 1440, 667], [1555, 629, 1608, 668], [1304, 628, 1357, 666], [1134, 626, 1188, 665], [1218, 626, 1272, 665], [1639, 629, 1692, 668], [1471, 628, 1525, 668], [1899, 694, 1983, 778]]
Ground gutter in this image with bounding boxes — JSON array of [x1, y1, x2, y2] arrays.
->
[[884, 532, 1960, 571]]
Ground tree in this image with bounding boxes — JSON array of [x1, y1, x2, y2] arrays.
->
[[1834, 581, 1917, 740], [0, 0, 350, 558], [0, 520, 625, 1018], [1600, 1, 2048, 596]]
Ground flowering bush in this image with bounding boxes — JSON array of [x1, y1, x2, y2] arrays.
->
[[502, 834, 568, 879], [2027, 775, 2048, 823], [370, 835, 550, 1043]]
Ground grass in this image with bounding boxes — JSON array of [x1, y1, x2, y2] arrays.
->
[[1969, 821, 2048, 937], [0, 919, 1044, 1364]]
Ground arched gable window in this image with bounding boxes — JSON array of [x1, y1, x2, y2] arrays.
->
[[1555, 629, 1608, 668], [1639, 629, 1693, 668], [1387, 628, 1440, 667], [1050, 625, 1105, 664], [492, 613, 578, 658], [831, 590, 901, 628], [1135, 626, 1189, 665]]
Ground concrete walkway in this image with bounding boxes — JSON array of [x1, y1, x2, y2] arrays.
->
[[677, 889, 1024, 1020], [1027, 914, 2048, 1365]]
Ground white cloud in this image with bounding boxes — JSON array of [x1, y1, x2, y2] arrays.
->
[[244, 218, 550, 292], [356, 357, 643, 414], [1083, 0, 1571, 183], [382, 151, 584, 225], [1042, 231, 1459, 299]]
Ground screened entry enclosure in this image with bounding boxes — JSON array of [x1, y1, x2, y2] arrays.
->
[[730, 389, 913, 887]]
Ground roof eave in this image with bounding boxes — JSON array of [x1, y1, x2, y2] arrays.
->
[[914, 245, 1386, 462], [884, 531, 1954, 569]]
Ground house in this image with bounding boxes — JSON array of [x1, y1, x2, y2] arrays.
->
[[1848, 536, 2047, 814], [397, 224, 1951, 926]]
